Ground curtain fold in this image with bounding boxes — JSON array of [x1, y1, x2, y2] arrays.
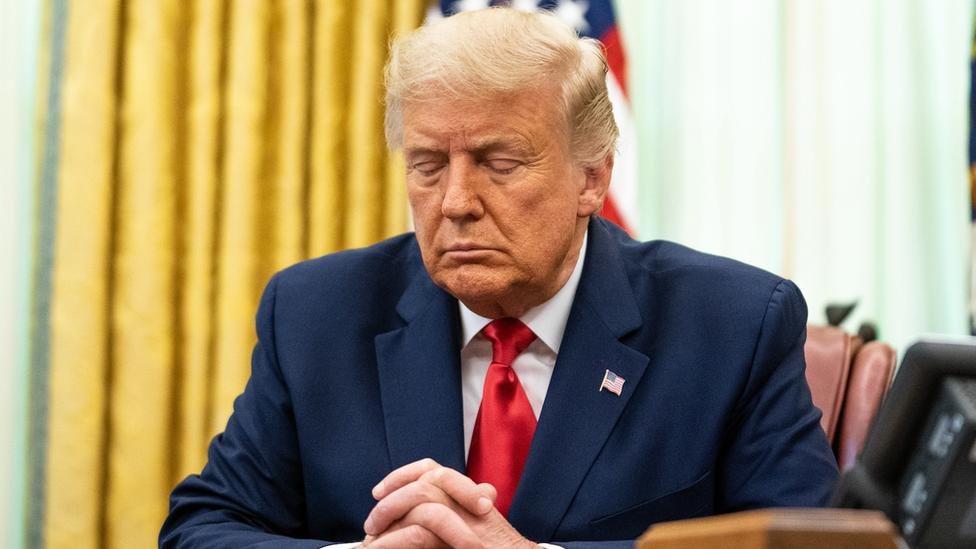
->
[[107, 0, 182, 544], [44, 0, 121, 547], [176, 0, 224, 485], [43, 1, 425, 547]]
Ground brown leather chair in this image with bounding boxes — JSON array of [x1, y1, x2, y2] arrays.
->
[[803, 325, 897, 471]]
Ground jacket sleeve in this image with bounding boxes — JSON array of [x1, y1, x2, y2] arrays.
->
[[551, 282, 838, 548], [160, 273, 335, 548], [715, 279, 840, 511]]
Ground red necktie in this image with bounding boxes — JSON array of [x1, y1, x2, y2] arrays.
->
[[466, 318, 538, 518]]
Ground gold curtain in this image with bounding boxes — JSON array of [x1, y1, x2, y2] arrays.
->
[[43, 0, 425, 547]]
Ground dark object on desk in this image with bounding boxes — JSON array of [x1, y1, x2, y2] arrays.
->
[[636, 508, 900, 549], [831, 339, 976, 549]]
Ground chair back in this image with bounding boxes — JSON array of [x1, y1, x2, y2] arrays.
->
[[803, 325, 896, 471]]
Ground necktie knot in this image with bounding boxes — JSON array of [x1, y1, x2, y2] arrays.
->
[[482, 318, 536, 366]]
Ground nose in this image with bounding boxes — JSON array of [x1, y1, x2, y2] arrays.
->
[[441, 157, 485, 220]]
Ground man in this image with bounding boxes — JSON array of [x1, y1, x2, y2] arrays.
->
[[161, 8, 838, 549]]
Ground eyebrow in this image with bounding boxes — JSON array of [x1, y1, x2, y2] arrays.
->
[[402, 146, 450, 166], [402, 136, 535, 159], [469, 137, 533, 157], [403, 146, 443, 157]]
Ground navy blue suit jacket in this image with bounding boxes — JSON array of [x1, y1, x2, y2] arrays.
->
[[161, 218, 838, 548]]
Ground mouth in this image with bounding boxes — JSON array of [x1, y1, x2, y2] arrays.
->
[[448, 244, 483, 252], [443, 244, 496, 261]]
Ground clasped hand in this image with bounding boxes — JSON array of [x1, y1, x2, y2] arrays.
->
[[357, 458, 540, 549]]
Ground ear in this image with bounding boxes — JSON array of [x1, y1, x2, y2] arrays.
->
[[577, 154, 614, 218]]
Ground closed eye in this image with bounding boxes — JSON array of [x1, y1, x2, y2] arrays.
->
[[483, 159, 522, 175], [410, 161, 446, 177]]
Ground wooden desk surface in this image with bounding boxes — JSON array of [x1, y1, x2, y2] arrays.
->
[[637, 508, 902, 549]]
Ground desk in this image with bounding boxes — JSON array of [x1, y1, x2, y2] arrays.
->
[[637, 508, 901, 549]]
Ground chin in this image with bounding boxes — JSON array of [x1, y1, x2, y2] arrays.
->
[[434, 270, 511, 306], [441, 280, 508, 305]]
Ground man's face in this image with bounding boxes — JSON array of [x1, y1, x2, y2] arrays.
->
[[403, 86, 609, 319]]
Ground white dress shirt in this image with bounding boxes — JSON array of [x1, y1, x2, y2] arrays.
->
[[329, 231, 587, 549], [459, 230, 587, 459]]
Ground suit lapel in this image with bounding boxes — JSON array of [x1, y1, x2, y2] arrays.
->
[[509, 219, 650, 541], [374, 263, 467, 473], [372, 220, 649, 539]]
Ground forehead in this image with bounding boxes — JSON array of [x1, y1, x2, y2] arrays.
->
[[402, 89, 569, 152]]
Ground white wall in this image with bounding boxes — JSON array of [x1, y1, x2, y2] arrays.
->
[[0, 0, 43, 546], [615, 0, 973, 355]]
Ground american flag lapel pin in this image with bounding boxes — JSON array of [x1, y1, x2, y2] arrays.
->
[[600, 369, 625, 395]]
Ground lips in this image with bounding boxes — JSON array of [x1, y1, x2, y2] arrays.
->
[[443, 244, 496, 261], [447, 244, 483, 252]]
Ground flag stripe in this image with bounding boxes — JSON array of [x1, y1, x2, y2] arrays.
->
[[601, 370, 624, 394], [601, 26, 628, 99], [599, 196, 628, 234]]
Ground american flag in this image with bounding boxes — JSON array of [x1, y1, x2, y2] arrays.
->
[[428, 0, 638, 236], [600, 370, 625, 395]]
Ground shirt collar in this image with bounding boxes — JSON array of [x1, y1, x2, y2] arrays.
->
[[459, 229, 588, 354]]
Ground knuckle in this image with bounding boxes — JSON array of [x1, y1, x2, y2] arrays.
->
[[432, 502, 465, 533], [427, 466, 448, 484], [414, 501, 453, 531], [416, 480, 442, 501], [414, 501, 442, 521], [402, 524, 431, 547]]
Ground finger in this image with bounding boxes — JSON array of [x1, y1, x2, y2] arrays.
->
[[366, 470, 495, 535], [476, 482, 498, 504], [368, 462, 495, 536], [366, 524, 447, 549], [419, 467, 495, 516], [366, 476, 453, 535], [372, 458, 442, 500], [367, 466, 493, 535], [369, 503, 481, 549]]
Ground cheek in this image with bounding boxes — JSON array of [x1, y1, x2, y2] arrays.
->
[[525, 194, 583, 254], [523, 186, 582, 230], [408, 188, 443, 226]]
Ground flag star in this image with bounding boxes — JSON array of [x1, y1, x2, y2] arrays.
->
[[553, 0, 590, 34], [449, 0, 493, 13], [511, 0, 540, 13]]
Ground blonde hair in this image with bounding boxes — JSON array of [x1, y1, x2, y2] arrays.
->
[[384, 8, 618, 168]]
